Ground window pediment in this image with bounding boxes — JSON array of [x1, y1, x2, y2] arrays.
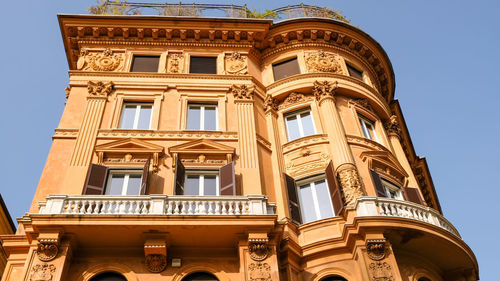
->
[[168, 139, 235, 168], [360, 150, 408, 185], [95, 138, 164, 171]]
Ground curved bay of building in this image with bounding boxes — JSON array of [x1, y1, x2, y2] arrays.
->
[[0, 15, 477, 281]]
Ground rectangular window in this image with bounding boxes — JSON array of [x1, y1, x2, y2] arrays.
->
[[189, 56, 217, 74], [285, 108, 316, 141], [131, 55, 160, 72], [381, 178, 403, 200], [272, 57, 301, 81], [184, 172, 219, 196], [119, 103, 153, 130], [297, 178, 334, 224], [358, 115, 376, 140], [105, 170, 142, 195], [187, 103, 217, 130], [347, 63, 363, 80]]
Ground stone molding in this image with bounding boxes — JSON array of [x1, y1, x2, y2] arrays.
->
[[77, 48, 125, 72], [224, 52, 248, 75], [278, 92, 314, 110], [264, 94, 278, 113], [336, 164, 366, 206]]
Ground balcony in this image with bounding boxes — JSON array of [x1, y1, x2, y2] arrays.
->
[[355, 197, 459, 237], [38, 194, 275, 216]]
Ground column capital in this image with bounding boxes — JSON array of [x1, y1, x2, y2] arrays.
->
[[87, 81, 114, 98], [313, 80, 338, 103], [264, 94, 278, 115], [385, 115, 402, 139], [229, 84, 254, 102]]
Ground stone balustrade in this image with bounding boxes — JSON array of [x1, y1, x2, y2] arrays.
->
[[355, 197, 460, 237], [38, 194, 275, 216]]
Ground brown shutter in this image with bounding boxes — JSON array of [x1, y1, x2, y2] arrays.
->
[[284, 173, 302, 224], [83, 164, 108, 195], [402, 187, 425, 205], [369, 170, 387, 197], [272, 58, 300, 81], [131, 55, 160, 72], [174, 158, 185, 195], [325, 161, 344, 216], [189, 56, 217, 74], [140, 158, 150, 195], [219, 162, 237, 195]]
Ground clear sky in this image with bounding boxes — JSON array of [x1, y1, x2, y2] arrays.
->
[[0, 0, 498, 279]]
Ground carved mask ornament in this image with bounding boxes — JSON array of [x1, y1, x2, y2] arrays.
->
[[36, 243, 58, 262]]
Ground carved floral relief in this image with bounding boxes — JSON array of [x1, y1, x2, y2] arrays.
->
[[229, 84, 254, 100], [30, 264, 56, 281], [278, 92, 314, 110], [305, 50, 343, 74], [36, 243, 58, 262], [145, 254, 167, 273], [167, 53, 184, 73], [369, 261, 394, 281], [248, 262, 272, 281], [225, 52, 248, 75], [337, 166, 365, 205], [77, 48, 124, 72]]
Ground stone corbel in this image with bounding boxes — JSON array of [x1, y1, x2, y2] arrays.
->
[[36, 230, 63, 262], [366, 239, 387, 261], [248, 233, 269, 261], [264, 94, 278, 114], [143, 233, 168, 273]]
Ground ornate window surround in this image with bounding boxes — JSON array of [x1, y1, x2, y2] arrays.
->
[[108, 89, 164, 130], [347, 98, 390, 149], [178, 90, 227, 131], [124, 50, 166, 73], [185, 51, 224, 74]]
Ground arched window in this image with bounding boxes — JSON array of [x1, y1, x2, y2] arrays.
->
[[320, 276, 348, 281], [418, 278, 432, 281], [182, 272, 219, 281], [89, 272, 127, 281]]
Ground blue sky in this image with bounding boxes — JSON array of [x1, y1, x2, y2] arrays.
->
[[0, 0, 498, 279]]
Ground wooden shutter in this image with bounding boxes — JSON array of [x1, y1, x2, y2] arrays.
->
[[369, 170, 387, 197], [325, 161, 344, 215], [402, 187, 425, 205], [284, 173, 302, 224], [174, 158, 185, 195], [140, 158, 150, 195], [83, 164, 108, 195], [189, 56, 217, 74], [219, 162, 237, 195], [131, 56, 160, 72], [272, 58, 300, 81]]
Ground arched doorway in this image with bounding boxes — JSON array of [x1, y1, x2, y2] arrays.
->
[[89, 272, 127, 281], [320, 276, 348, 281], [182, 272, 219, 281]]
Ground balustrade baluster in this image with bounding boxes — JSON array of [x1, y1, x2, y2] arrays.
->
[[78, 201, 86, 214], [166, 201, 173, 215], [221, 201, 228, 214], [228, 201, 234, 215], [214, 201, 221, 215], [235, 201, 241, 215]]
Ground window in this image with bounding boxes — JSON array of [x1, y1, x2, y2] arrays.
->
[[174, 160, 237, 196], [119, 103, 153, 129], [297, 177, 335, 224], [369, 169, 425, 205], [90, 272, 127, 281], [346, 63, 363, 80], [105, 170, 142, 195], [381, 178, 403, 200], [189, 56, 217, 74], [285, 108, 316, 141], [182, 272, 218, 281], [187, 103, 217, 130], [130, 55, 160, 72], [358, 115, 376, 140], [185, 171, 219, 196], [320, 277, 348, 281], [272, 57, 301, 81]]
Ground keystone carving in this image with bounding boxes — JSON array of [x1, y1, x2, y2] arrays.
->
[[305, 50, 343, 73], [313, 80, 338, 102], [248, 262, 271, 281], [366, 239, 387, 261], [264, 94, 278, 112], [229, 84, 254, 100], [385, 115, 402, 138], [77, 48, 124, 71], [249, 238, 269, 261], [145, 254, 167, 273], [30, 263, 56, 281], [369, 261, 394, 281], [87, 81, 114, 97], [337, 166, 365, 206], [167, 53, 184, 73], [225, 52, 248, 75], [36, 243, 58, 262]]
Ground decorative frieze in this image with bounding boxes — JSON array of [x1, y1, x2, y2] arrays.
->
[[225, 52, 248, 75], [77, 48, 124, 72], [313, 80, 338, 102], [337, 165, 365, 206], [166, 53, 184, 73], [351, 98, 373, 112], [305, 50, 343, 73], [229, 84, 255, 101], [87, 81, 114, 97], [248, 262, 272, 281], [145, 254, 167, 273], [30, 264, 56, 281]]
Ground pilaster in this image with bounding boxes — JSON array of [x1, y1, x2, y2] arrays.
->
[[239, 232, 279, 281]]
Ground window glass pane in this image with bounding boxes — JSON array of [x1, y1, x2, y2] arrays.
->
[[272, 58, 300, 81], [204, 175, 217, 196], [314, 180, 334, 218], [285, 115, 301, 141], [120, 105, 136, 129], [185, 175, 200, 195], [204, 106, 217, 131], [300, 111, 315, 137], [187, 106, 201, 130], [131, 56, 160, 72], [136, 105, 152, 129], [298, 184, 316, 223], [126, 174, 142, 195], [189, 57, 217, 74], [347, 64, 363, 80], [359, 118, 373, 139], [106, 174, 124, 195]]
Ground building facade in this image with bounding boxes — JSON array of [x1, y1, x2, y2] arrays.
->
[[0, 194, 15, 278], [0, 12, 478, 281]]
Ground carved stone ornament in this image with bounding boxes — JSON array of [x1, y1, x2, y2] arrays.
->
[[30, 263, 56, 281], [313, 80, 338, 102], [366, 239, 387, 261], [145, 254, 167, 273], [225, 52, 248, 75], [369, 261, 394, 281], [229, 84, 254, 100], [249, 239, 269, 261], [264, 94, 278, 112], [305, 50, 343, 73], [385, 115, 402, 138], [65, 86, 71, 99], [77, 48, 124, 71], [167, 53, 184, 73], [36, 243, 58, 262], [352, 98, 373, 112], [248, 262, 271, 281], [87, 81, 114, 97], [279, 92, 314, 110], [337, 166, 365, 206]]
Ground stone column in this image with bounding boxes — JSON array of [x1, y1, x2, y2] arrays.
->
[[313, 80, 366, 206], [385, 115, 419, 187], [264, 95, 288, 218], [63, 81, 114, 194], [230, 85, 262, 195]]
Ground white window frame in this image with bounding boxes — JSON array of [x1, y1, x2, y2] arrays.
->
[[105, 169, 143, 195], [284, 108, 316, 141], [119, 102, 153, 130], [381, 178, 403, 200], [187, 103, 218, 131], [185, 170, 220, 196], [358, 114, 377, 141], [296, 175, 335, 223]]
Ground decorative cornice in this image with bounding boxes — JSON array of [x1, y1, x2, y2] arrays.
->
[[87, 81, 114, 97], [278, 92, 314, 110], [313, 80, 338, 102], [256, 134, 272, 151]]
